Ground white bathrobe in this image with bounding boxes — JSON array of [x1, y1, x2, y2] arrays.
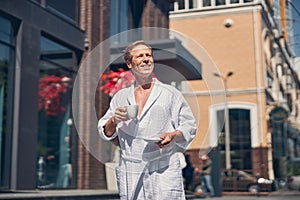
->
[[98, 80, 197, 200]]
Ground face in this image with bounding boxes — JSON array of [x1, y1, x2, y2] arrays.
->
[[127, 44, 154, 78]]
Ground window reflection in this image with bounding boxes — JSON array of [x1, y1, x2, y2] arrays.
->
[[0, 15, 15, 189], [32, 0, 80, 24], [37, 36, 75, 189]]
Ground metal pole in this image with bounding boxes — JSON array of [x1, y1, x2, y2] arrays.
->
[[214, 71, 233, 170], [224, 79, 231, 169]]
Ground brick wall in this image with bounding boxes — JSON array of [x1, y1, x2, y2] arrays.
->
[[77, 0, 110, 189], [76, 0, 172, 189]]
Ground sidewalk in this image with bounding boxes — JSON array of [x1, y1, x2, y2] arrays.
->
[[0, 189, 299, 200], [268, 189, 300, 197], [0, 189, 120, 200]]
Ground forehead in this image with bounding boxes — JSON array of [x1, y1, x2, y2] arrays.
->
[[130, 45, 151, 54]]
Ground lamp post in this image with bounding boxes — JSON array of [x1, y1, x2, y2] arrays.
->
[[213, 71, 233, 170]]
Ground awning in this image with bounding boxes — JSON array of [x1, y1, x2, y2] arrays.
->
[[109, 38, 202, 83]]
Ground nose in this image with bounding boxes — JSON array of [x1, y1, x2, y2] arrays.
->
[[142, 55, 149, 63]]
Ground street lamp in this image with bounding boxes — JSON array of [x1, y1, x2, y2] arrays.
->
[[213, 71, 234, 170]]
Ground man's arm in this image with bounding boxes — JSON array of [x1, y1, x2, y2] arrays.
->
[[103, 117, 118, 137]]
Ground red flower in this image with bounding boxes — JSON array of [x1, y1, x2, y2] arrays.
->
[[100, 68, 158, 97], [38, 75, 70, 116], [100, 69, 135, 97]]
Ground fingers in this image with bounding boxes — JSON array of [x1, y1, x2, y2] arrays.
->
[[114, 107, 129, 124], [158, 132, 173, 147], [160, 134, 171, 145]]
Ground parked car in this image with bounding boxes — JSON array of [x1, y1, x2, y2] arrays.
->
[[222, 169, 273, 193], [193, 169, 274, 194], [288, 175, 300, 190]]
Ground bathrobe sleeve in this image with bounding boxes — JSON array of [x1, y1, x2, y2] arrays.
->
[[170, 86, 197, 150], [97, 89, 128, 141]]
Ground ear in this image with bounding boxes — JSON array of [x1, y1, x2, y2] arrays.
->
[[126, 61, 132, 69]]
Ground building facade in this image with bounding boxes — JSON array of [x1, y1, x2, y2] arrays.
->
[[0, 0, 84, 190], [169, 0, 300, 182], [0, 0, 201, 191], [1, 0, 299, 192]]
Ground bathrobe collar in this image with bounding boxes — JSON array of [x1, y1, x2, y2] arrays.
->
[[127, 78, 162, 120]]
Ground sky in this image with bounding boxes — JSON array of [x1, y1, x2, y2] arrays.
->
[[291, 0, 300, 76], [291, 0, 300, 57]]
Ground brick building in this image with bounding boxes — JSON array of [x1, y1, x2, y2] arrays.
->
[[169, 0, 300, 184], [0, 0, 202, 191], [1, 0, 299, 193], [77, 0, 202, 189]]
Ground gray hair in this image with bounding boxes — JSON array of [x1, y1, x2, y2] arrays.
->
[[123, 40, 152, 63]]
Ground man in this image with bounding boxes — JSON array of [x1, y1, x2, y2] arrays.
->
[[98, 40, 197, 199], [200, 154, 215, 197]]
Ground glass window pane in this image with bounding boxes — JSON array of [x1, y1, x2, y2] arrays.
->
[[0, 15, 14, 189], [189, 0, 197, 9], [230, 109, 252, 170], [216, 0, 226, 6], [110, 0, 128, 44], [0, 16, 12, 44], [169, 2, 174, 11], [203, 0, 211, 7], [0, 46, 9, 188], [217, 109, 252, 170], [45, 0, 79, 23], [230, 0, 239, 4], [37, 37, 74, 189], [178, 0, 185, 9], [41, 37, 69, 52]]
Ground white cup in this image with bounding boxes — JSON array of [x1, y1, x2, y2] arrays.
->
[[126, 105, 139, 119]]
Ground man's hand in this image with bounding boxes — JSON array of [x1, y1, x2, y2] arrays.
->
[[113, 107, 129, 124], [103, 107, 129, 137], [158, 130, 183, 148]]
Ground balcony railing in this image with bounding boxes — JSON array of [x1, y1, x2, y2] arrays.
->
[[169, 0, 255, 12]]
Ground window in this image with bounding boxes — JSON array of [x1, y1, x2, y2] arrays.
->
[[0, 14, 16, 189], [32, 0, 80, 24], [203, 0, 211, 7], [216, 0, 226, 6], [230, 0, 240, 4], [37, 35, 77, 189], [169, 0, 254, 11], [217, 109, 252, 170], [189, 0, 198, 9], [110, 0, 128, 44], [178, 0, 185, 9]]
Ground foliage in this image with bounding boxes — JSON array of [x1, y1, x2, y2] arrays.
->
[[99, 68, 158, 97], [100, 69, 135, 97], [38, 75, 70, 116]]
